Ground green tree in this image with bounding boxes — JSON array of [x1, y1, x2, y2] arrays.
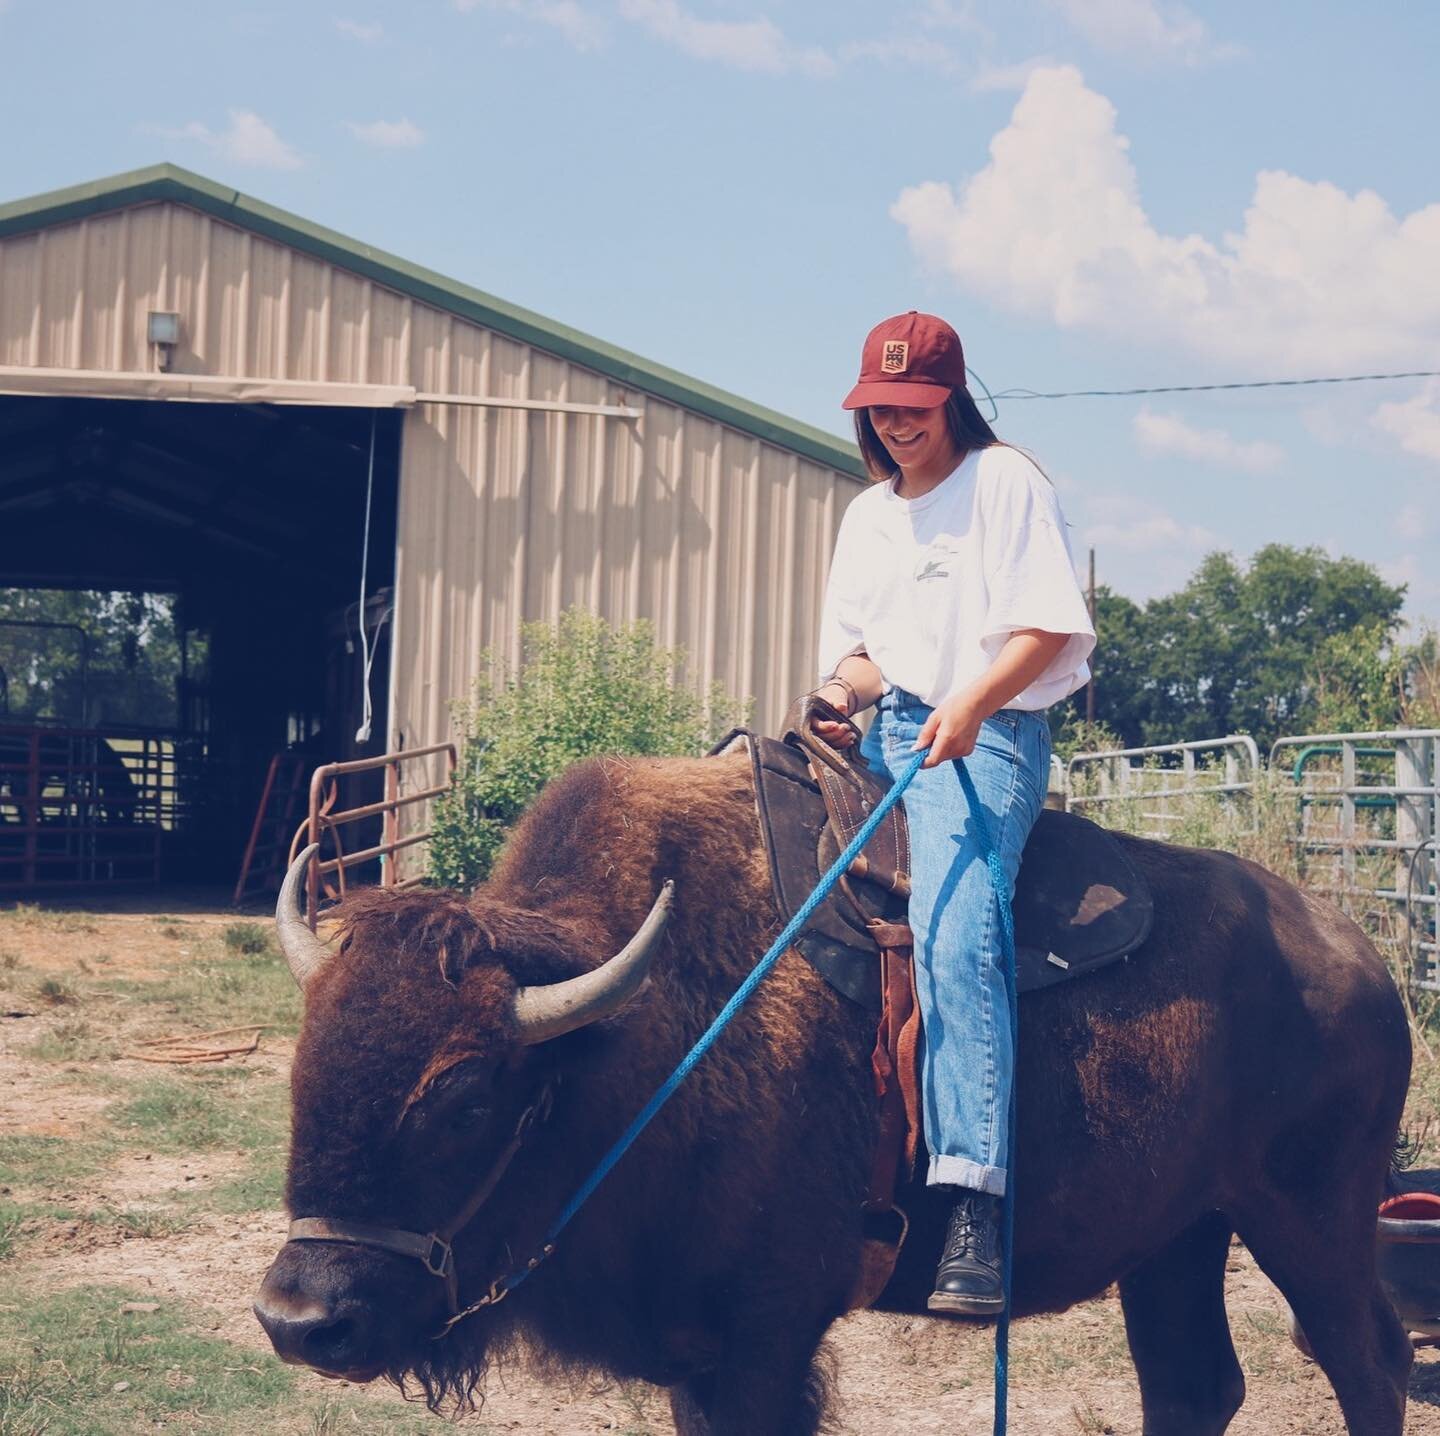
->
[[427, 609, 749, 890], [1402, 626, 1440, 728], [1057, 545, 1409, 750], [1308, 622, 1402, 733], [1061, 584, 1151, 748], [0, 589, 201, 729]]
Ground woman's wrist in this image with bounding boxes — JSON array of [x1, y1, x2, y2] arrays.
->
[[813, 678, 856, 715]]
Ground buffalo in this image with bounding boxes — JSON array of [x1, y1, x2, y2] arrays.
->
[[254, 749, 1412, 1435]]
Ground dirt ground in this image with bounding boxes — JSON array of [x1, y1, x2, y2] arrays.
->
[[3, 899, 1439, 1434]]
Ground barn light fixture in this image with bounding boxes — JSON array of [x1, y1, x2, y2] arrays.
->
[[147, 311, 181, 371]]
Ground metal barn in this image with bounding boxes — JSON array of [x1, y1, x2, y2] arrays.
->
[[0, 165, 864, 894]]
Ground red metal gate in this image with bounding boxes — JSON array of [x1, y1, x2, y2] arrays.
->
[[289, 742, 457, 928], [0, 724, 176, 890]]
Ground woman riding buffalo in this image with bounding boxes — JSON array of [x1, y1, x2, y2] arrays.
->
[[813, 311, 1095, 1314]]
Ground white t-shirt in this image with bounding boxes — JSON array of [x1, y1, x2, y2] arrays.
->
[[817, 445, 1096, 710]]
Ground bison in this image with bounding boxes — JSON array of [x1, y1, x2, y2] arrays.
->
[[254, 749, 1413, 1435]]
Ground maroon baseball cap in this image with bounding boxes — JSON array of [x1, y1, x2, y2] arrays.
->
[[842, 311, 966, 410]]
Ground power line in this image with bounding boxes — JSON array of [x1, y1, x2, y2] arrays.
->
[[989, 369, 1440, 402]]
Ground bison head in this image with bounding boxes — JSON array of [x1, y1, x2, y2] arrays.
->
[[253, 847, 673, 1406]]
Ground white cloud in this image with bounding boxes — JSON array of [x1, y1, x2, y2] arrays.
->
[[1374, 382, 1440, 465], [917, 0, 989, 33], [1395, 503, 1428, 541], [152, 110, 302, 170], [455, 0, 981, 79], [839, 36, 961, 76], [618, 0, 834, 76], [455, 0, 606, 51], [1049, 0, 1238, 65], [1380, 552, 1429, 608], [970, 54, 1058, 92], [1070, 493, 1218, 599], [1133, 409, 1283, 473], [1085, 512, 1218, 555], [347, 118, 425, 149], [335, 17, 383, 42], [892, 66, 1440, 374]]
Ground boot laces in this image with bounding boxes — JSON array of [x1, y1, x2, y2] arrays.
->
[[943, 1198, 989, 1262]]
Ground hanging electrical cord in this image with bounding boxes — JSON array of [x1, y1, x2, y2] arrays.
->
[[347, 596, 392, 742], [354, 413, 378, 746], [992, 368, 1440, 403]]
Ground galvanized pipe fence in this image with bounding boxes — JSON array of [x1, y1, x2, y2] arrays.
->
[[1065, 729, 1440, 990]]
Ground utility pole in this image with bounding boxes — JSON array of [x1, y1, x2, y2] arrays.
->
[[1086, 547, 1096, 727]]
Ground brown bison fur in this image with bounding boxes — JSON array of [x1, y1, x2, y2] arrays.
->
[[258, 751, 1414, 1436]]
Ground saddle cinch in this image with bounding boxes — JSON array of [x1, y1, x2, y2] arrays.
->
[[710, 695, 1154, 1307]]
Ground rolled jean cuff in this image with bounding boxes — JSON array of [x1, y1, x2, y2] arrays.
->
[[928, 1153, 1006, 1197]]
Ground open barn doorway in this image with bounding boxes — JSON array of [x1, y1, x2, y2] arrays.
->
[[0, 394, 401, 897]]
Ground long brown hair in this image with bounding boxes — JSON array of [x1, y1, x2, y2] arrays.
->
[[853, 388, 1000, 483]]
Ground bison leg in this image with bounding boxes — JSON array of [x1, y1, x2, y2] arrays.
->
[[1118, 1212, 1245, 1435], [669, 1371, 716, 1435], [667, 1332, 834, 1436], [1233, 1196, 1411, 1436]]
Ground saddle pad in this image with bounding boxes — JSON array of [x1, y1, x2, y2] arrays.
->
[[1011, 806, 1154, 993], [714, 728, 1154, 1010]]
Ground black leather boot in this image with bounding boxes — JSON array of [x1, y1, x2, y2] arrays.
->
[[927, 1188, 1005, 1316]]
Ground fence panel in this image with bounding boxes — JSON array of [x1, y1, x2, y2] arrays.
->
[[295, 742, 457, 929], [1269, 731, 1439, 990], [1066, 736, 1260, 834], [1065, 728, 1439, 991], [0, 723, 183, 889]]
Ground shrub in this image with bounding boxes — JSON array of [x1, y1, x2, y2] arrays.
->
[[1048, 711, 1126, 765], [427, 610, 749, 890], [222, 922, 270, 956]]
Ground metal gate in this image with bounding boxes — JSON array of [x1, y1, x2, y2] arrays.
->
[[1269, 730, 1439, 989], [0, 724, 180, 889]]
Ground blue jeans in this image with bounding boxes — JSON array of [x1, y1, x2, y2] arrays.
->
[[860, 689, 1051, 1195]]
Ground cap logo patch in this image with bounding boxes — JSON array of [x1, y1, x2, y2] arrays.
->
[[881, 340, 909, 374]]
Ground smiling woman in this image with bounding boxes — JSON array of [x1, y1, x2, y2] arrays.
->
[[813, 310, 1096, 1314]]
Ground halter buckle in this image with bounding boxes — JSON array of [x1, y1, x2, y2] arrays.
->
[[422, 1234, 454, 1280]]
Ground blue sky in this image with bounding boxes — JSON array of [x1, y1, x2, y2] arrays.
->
[[2, 1, 1437, 623]]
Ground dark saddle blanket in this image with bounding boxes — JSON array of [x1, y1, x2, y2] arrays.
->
[[712, 711, 1154, 1013]]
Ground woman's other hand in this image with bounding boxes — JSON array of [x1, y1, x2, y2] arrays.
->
[[812, 681, 858, 748], [914, 691, 986, 768], [814, 717, 858, 748]]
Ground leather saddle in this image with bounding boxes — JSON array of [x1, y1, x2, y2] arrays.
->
[[710, 696, 1154, 1306], [712, 697, 1154, 1013]]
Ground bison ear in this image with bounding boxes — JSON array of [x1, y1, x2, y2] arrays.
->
[[458, 903, 602, 986], [457, 885, 673, 1046]]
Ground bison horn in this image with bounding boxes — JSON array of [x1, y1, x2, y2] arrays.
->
[[511, 880, 675, 1045], [275, 844, 333, 991]]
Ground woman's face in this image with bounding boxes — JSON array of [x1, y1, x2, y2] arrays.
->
[[868, 403, 955, 474]]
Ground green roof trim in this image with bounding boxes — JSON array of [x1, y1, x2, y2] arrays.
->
[[0, 164, 865, 480]]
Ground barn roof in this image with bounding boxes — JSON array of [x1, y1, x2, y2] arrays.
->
[[0, 164, 865, 480]]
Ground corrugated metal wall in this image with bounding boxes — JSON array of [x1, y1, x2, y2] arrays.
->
[[0, 200, 863, 750]]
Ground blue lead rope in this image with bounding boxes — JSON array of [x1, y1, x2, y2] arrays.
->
[[954, 760, 1019, 1436], [502, 746, 1017, 1436]]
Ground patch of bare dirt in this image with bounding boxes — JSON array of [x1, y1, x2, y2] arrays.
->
[[0, 890, 252, 977], [0, 1061, 112, 1139]]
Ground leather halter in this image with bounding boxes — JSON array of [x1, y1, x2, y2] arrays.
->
[[287, 1083, 556, 1337]]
